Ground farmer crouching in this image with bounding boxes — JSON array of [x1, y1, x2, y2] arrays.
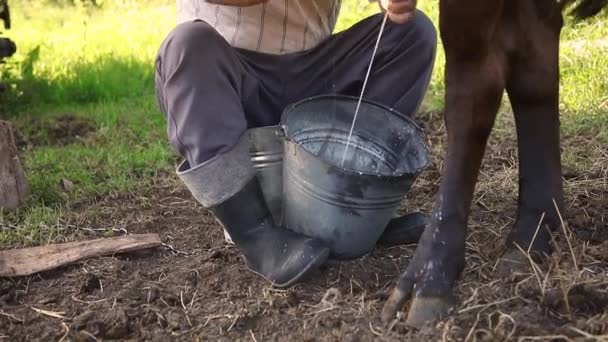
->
[[154, 0, 437, 287]]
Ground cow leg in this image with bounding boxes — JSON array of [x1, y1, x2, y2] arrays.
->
[[500, 13, 564, 266], [382, 2, 507, 324]]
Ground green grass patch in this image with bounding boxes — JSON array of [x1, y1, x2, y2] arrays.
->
[[0, 95, 174, 247], [16, 95, 172, 203], [0, 0, 173, 109]]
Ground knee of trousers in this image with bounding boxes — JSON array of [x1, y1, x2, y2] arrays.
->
[[386, 10, 438, 63], [157, 20, 231, 70]]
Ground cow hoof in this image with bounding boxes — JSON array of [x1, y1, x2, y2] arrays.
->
[[405, 296, 455, 328], [494, 249, 529, 277]]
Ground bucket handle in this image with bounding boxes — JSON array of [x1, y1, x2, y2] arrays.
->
[[276, 125, 287, 139]]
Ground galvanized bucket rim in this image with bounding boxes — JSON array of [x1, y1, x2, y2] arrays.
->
[[279, 94, 430, 178]]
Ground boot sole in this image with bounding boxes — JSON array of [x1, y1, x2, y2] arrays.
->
[[250, 247, 330, 289]]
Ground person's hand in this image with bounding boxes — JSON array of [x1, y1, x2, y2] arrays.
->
[[380, 0, 417, 24], [205, 0, 269, 6]]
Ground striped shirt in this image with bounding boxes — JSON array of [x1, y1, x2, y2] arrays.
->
[[177, 0, 342, 54]]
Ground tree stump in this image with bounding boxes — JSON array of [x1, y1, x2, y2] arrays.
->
[[0, 120, 28, 210]]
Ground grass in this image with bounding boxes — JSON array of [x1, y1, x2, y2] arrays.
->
[[0, 0, 606, 247]]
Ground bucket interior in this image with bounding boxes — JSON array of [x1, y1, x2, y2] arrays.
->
[[281, 96, 429, 176]]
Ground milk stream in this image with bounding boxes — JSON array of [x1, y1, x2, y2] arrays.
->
[[340, 12, 389, 167]]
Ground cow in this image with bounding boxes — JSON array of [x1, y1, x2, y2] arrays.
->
[[381, 0, 608, 327]]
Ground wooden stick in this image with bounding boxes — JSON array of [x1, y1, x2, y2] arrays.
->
[[0, 234, 162, 277]]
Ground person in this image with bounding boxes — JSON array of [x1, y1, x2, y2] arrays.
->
[[154, 0, 437, 288]]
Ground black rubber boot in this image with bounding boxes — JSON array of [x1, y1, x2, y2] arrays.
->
[[211, 178, 330, 288], [377, 212, 428, 247]]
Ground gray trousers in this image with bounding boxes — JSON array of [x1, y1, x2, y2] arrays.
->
[[155, 12, 437, 166]]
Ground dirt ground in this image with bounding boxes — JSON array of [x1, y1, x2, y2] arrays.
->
[[14, 113, 96, 148], [1, 114, 607, 341]]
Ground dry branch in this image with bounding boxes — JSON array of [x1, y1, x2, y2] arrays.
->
[[0, 234, 162, 277]]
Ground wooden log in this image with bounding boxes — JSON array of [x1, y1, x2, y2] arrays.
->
[[0, 234, 162, 277], [0, 120, 28, 211]]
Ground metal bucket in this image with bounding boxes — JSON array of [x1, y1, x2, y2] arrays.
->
[[279, 95, 429, 259], [249, 126, 284, 226]]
